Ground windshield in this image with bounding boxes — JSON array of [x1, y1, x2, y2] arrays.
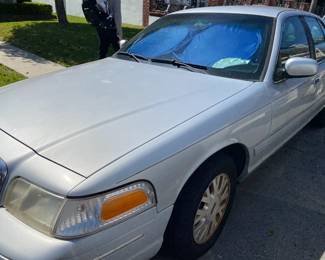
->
[[119, 13, 274, 81]]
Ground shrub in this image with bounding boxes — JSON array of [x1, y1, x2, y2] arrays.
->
[[17, 0, 32, 3], [0, 2, 53, 18]]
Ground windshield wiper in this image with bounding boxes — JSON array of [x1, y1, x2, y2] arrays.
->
[[150, 58, 209, 74], [116, 51, 149, 63], [117, 53, 208, 74]]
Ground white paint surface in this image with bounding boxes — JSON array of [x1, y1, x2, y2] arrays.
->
[[33, 0, 144, 26]]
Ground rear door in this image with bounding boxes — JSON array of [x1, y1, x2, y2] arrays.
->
[[303, 16, 325, 105]]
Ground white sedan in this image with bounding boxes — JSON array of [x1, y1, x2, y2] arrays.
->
[[0, 5, 325, 260]]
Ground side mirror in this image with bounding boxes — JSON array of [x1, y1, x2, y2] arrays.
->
[[119, 39, 127, 48], [285, 57, 318, 77]]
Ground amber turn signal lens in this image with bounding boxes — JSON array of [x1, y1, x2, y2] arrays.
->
[[101, 190, 149, 221]]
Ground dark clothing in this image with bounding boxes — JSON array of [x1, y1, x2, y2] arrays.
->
[[96, 27, 120, 59], [82, 0, 122, 59], [98, 0, 122, 40]]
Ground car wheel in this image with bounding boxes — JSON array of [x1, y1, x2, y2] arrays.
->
[[165, 154, 237, 260], [312, 108, 325, 128]]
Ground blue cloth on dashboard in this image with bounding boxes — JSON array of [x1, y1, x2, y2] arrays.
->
[[128, 23, 262, 67]]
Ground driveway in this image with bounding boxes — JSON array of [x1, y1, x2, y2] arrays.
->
[[155, 125, 325, 260]]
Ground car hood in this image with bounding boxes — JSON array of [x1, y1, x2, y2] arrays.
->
[[0, 58, 252, 177]]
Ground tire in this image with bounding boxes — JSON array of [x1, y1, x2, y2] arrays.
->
[[165, 154, 237, 260], [312, 108, 325, 128]]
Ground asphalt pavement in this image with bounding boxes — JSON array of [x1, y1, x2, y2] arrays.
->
[[154, 124, 325, 260]]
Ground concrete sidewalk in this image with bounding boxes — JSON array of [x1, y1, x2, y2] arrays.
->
[[0, 41, 64, 78]]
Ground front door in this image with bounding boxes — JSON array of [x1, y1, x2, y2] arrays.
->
[[270, 16, 319, 136]]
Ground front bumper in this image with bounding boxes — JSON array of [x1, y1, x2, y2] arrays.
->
[[0, 205, 173, 260]]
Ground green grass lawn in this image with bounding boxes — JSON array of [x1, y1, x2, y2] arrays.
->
[[0, 64, 26, 87], [0, 16, 143, 67]]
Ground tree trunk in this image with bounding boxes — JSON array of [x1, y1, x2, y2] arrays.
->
[[55, 0, 68, 25], [309, 0, 318, 14]]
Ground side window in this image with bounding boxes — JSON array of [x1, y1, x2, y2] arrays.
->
[[305, 16, 325, 62], [274, 16, 311, 81], [319, 19, 325, 35]]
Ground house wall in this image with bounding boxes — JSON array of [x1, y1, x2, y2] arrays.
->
[[122, 0, 143, 25], [33, 0, 144, 26]]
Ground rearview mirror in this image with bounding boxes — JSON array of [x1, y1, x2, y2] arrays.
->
[[285, 57, 318, 77]]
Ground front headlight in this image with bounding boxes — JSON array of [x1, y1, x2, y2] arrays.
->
[[4, 178, 156, 238], [4, 178, 65, 235]]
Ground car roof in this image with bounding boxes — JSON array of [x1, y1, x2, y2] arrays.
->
[[172, 5, 309, 18]]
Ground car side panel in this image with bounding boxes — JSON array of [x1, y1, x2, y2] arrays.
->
[[250, 96, 324, 172], [270, 77, 318, 134], [317, 61, 325, 103], [121, 103, 271, 211]]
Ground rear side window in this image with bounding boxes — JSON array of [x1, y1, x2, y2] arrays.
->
[[304, 16, 325, 62], [274, 16, 311, 81]]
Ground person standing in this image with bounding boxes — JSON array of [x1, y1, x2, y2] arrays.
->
[[82, 0, 123, 59]]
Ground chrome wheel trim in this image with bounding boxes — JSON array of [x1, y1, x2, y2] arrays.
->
[[193, 173, 231, 245]]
